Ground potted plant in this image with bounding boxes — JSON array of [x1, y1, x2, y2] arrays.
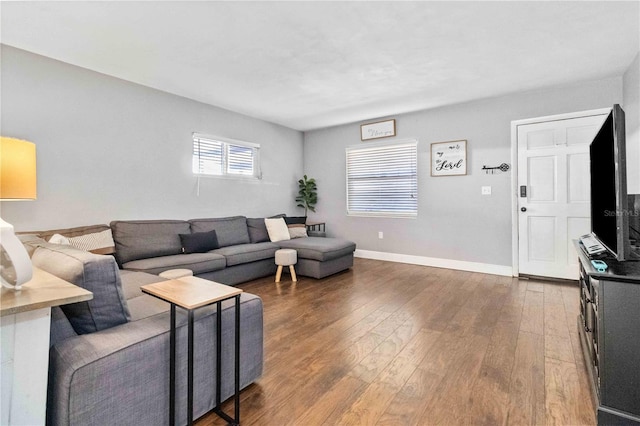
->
[[296, 175, 318, 217]]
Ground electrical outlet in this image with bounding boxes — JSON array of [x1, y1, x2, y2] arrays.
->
[[481, 186, 492, 195], [378, 231, 384, 239]]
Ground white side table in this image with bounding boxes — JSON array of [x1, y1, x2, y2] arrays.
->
[[1, 267, 92, 426]]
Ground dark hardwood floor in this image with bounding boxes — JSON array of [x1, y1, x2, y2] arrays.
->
[[197, 258, 595, 425]]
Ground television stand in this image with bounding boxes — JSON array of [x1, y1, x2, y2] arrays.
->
[[575, 241, 640, 424]]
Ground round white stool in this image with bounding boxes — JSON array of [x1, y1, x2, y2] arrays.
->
[[158, 269, 194, 280], [275, 249, 297, 283]]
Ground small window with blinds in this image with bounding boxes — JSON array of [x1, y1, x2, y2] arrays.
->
[[192, 133, 261, 179], [346, 140, 418, 217]]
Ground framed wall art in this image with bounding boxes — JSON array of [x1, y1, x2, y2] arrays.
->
[[360, 119, 396, 141], [431, 140, 467, 176]]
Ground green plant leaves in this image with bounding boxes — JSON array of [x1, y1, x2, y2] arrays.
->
[[296, 175, 318, 214]]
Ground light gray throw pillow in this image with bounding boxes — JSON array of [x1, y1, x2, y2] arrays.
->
[[31, 242, 130, 334]]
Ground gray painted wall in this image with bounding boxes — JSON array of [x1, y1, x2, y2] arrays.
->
[[1, 46, 304, 231], [2, 44, 636, 270], [623, 52, 640, 195], [304, 78, 624, 267]]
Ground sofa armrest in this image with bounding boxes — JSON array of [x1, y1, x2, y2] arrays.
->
[[307, 231, 326, 237], [48, 293, 264, 426]]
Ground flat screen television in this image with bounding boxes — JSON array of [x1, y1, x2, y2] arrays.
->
[[589, 104, 637, 261]]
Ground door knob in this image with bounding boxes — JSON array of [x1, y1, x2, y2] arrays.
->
[[521, 207, 527, 212]]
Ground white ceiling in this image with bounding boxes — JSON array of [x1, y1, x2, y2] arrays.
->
[[2, 1, 639, 131]]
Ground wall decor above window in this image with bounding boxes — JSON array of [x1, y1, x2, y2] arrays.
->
[[360, 119, 396, 141], [431, 139, 467, 176]]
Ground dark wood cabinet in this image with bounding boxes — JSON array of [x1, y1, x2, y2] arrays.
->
[[576, 241, 640, 425]]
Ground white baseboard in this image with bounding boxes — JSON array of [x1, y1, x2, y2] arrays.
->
[[354, 249, 513, 277]]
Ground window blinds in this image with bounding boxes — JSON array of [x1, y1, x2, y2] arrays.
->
[[192, 133, 260, 178], [346, 140, 418, 217]]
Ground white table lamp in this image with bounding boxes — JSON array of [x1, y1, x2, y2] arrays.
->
[[1, 137, 37, 290]]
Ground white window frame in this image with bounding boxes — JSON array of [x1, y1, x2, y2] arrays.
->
[[192, 133, 261, 180], [346, 139, 418, 218]]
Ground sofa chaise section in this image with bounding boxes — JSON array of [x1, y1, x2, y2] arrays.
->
[[187, 216, 356, 280], [277, 237, 356, 279]]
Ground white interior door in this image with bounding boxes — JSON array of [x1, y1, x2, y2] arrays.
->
[[517, 113, 607, 279]]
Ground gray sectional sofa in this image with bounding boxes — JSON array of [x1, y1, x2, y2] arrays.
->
[[111, 215, 356, 284], [25, 241, 264, 425], [20, 215, 355, 425]]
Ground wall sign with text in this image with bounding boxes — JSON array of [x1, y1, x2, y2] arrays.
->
[[431, 140, 467, 176], [360, 119, 396, 141]]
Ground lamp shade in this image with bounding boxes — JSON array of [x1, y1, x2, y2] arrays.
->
[[1, 137, 37, 200]]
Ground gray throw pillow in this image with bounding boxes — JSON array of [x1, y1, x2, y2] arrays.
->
[[284, 216, 307, 225], [31, 243, 130, 334], [246, 218, 270, 243], [179, 230, 219, 253]]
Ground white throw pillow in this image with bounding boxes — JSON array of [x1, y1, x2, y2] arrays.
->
[[49, 233, 71, 245], [265, 218, 290, 242], [68, 229, 115, 253]]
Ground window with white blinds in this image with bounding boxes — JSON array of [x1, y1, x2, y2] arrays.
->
[[192, 133, 261, 179], [346, 140, 418, 217]]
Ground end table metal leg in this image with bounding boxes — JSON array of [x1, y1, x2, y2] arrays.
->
[[188, 309, 194, 426], [170, 304, 176, 426], [216, 300, 222, 408], [235, 294, 241, 424], [209, 296, 242, 425]]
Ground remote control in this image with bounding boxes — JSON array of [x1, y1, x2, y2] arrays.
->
[[579, 233, 607, 255], [591, 259, 608, 272]]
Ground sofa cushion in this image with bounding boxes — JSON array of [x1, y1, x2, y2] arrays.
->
[[179, 230, 219, 253], [189, 216, 250, 247], [31, 242, 130, 335], [122, 252, 226, 275], [265, 218, 290, 242], [246, 218, 270, 243], [126, 295, 172, 322], [277, 237, 356, 261], [119, 270, 167, 300], [111, 220, 190, 264], [119, 270, 171, 321], [211, 242, 279, 266]]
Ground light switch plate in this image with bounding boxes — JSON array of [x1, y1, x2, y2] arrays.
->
[[481, 186, 492, 195]]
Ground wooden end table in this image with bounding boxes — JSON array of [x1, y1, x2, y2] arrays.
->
[[141, 276, 243, 426]]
